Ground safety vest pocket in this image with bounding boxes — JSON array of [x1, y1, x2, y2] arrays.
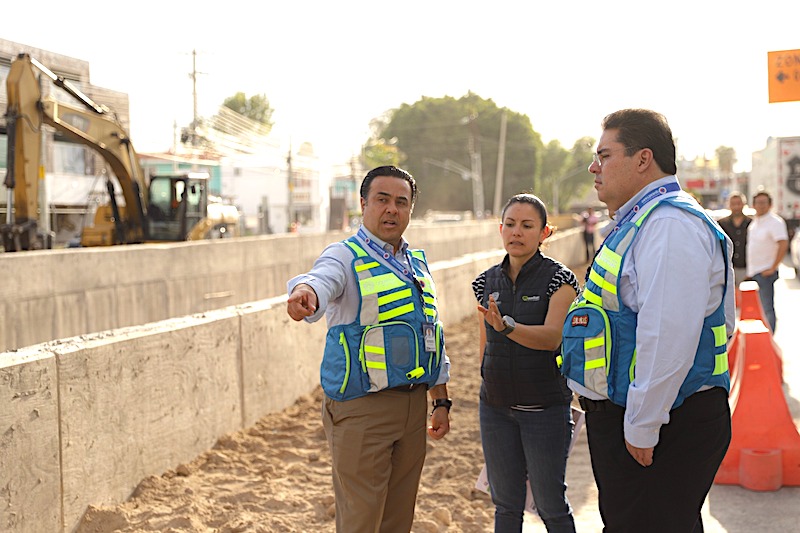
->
[[561, 302, 612, 399], [360, 321, 424, 392]]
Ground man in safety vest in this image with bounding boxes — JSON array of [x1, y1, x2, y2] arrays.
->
[[287, 165, 451, 532], [560, 109, 735, 532]]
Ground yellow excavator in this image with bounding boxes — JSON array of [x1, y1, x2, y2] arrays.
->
[[2, 53, 240, 251]]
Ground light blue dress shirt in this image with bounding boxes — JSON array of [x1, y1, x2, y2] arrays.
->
[[287, 225, 450, 385], [569, 176, 734, 448]]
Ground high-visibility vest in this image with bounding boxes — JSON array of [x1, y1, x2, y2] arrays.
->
[[560, 195, 730, 408], [320, 237, 444, 401]]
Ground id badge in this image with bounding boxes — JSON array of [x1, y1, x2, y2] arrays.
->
[[422, 323, 436, 352]]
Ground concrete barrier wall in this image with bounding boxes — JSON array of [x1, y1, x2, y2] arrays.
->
[[0, 229, 585, 533], [0, 221, 510, 353]]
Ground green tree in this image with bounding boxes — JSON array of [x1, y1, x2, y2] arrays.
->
[[221, 92, 274, 128], [715, 146, 736, 174], [367, 93, 544, 217], [539, 137, 595, 214]]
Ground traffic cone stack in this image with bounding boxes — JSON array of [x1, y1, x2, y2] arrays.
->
[[729, 282, 783, 381], [715, 320, 800, 490]]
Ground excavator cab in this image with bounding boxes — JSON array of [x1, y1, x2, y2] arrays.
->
[[146, 173, 208, 242]]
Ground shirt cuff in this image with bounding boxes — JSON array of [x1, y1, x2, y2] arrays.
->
[[623, 418, 661, 449]]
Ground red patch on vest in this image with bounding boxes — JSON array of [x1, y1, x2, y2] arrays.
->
[[571, 315, 589, 327]]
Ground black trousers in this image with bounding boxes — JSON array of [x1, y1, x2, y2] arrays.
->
[[585, 387, 731, 533]]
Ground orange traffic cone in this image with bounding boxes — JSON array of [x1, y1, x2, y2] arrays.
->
[[714, 320, 800, 490], [738, 281, 766, 322], [733, 282, 783, 380]]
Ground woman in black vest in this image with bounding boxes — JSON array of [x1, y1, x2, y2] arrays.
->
[[472, 193, 580, 532]]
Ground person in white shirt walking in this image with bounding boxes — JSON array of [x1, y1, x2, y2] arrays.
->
[[746, 190, 788, 332]]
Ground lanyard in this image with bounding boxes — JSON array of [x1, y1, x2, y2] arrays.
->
[[587, 181, 681, 281], [603, 181, 681, 244], [357, 228, 423, 291]]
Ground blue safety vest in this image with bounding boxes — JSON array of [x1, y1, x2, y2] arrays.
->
[[320, 236, 444, 401], [560, 195, 730, 408]]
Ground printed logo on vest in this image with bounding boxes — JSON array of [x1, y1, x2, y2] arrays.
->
[[571, 314, 589, 327], [521, 295, 540, 302]]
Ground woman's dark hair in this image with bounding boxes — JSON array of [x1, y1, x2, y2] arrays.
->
[[601, 109, 677, 176], [360, 166, 418, 205], [501, 193, 549, 226]]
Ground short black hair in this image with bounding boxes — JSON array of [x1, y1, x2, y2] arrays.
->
[[753, 190, 772, 205], [360, 166, 418, 205], [602, 109, 677, 176]]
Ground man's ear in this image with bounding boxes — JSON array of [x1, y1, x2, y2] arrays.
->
[[637, 148, 655, 172]]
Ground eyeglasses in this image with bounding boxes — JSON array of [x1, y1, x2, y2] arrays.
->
[[591, 147, 640, 168]]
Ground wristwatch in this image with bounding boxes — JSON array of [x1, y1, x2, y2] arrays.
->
[[431, 398, 453, 413], [500, 315, 516, 335]]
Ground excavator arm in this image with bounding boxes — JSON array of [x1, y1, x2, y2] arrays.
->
[[3, 53, 148, 250]]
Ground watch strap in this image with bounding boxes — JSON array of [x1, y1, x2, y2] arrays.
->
[[431, 398, 453, 413]]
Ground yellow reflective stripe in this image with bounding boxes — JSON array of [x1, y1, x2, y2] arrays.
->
[[423, 295, 435, 305], [584, 337, 604, 350], [583, 289, 602, 306], [712, 324, 727, 347], [377, 288, 412, 305], [378, 303, 415, 321], [556, 355, 563, 367], [366, 360, 387, 369], [714, 352, 728, 375], [338, 332, 350, 394], [410, 250, 424, 260], [364, 345, 385, 355], [595, 248, 622, 276], [424, 308, 436, 317], [345, 241, 367, 257], [355, 261, 380, 272], [634, 203, 659, 227], [359, 273, 406, 296], [588, 269, 618, 295], [585, 358, 605, 370]]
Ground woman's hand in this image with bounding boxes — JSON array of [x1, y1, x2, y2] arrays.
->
[[477, 294, 505, 332]]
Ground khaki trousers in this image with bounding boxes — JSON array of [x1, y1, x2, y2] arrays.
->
[[322, 386, 427, 533]]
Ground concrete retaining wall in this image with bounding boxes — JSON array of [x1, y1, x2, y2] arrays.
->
[[0, 221, 510, 353], [0, 228, 585, 533]]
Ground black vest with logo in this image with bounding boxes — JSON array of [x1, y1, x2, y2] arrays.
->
[[481, 252, 573, 407]]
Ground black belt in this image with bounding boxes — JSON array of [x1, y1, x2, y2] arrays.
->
[[578, 396, 623, 413], [389, 383, 425, 392]]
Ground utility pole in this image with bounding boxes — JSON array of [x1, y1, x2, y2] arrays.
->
[[287, 143, 294, 232], [190, 49, 198, 149], [493, 111, 508, 216], [466, 115, 485, 219]]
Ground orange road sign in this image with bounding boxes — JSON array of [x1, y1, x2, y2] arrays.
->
[[768, 49, 800, 103]]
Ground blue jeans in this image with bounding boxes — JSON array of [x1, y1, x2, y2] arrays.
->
[[480, 400, 576, 533], [752, 271, 778, 332]]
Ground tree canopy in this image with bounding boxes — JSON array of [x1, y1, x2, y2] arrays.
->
[[364, 93, 593, 217], [222, 92, 274, 127]]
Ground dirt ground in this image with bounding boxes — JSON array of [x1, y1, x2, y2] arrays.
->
[[75, 314, 599, 533], [74, 267, 800, 533]]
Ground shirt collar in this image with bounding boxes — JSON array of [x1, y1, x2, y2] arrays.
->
[[613, 175, 681, 225], [358, 225, 409, 255]]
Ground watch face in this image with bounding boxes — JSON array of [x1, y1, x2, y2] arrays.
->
[[503, 316, 515, 328]]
